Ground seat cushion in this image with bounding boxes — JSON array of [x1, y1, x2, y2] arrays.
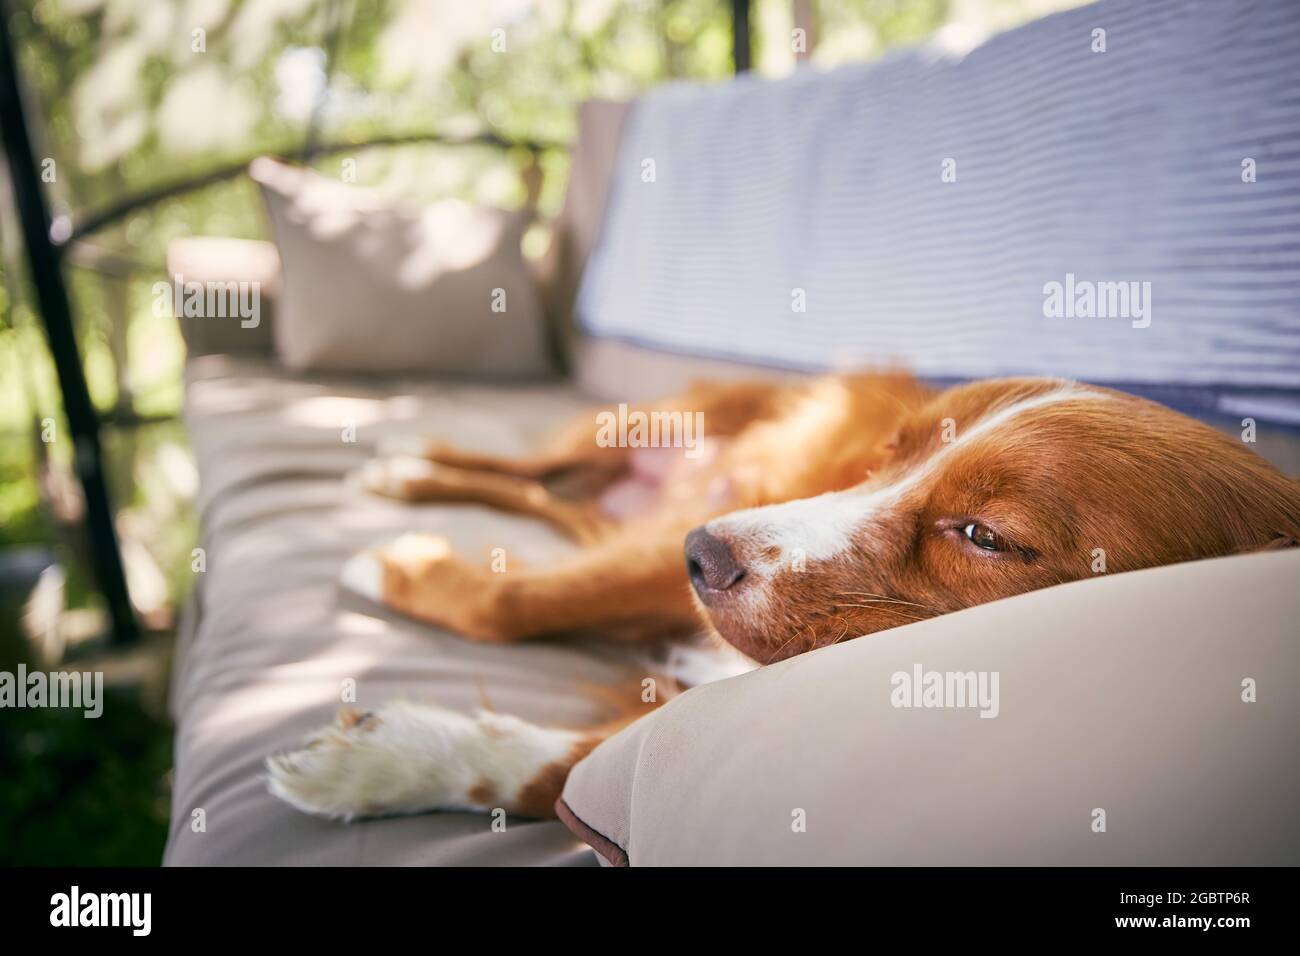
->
[[164, 355, 646, 865]]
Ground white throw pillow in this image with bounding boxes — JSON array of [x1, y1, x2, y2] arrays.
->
[[559, 549, 1300, 866], [252, 158, 552, 376]]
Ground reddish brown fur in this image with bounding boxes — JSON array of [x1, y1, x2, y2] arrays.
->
[[369, 373, 1300, 817], [513, 732, 608, 820], [697, 379, 1300, 662], [375, 372, 930, 643], [467, 781, 497, 806]]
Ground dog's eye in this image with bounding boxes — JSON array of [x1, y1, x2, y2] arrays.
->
[[963, 523, 1007, 552]]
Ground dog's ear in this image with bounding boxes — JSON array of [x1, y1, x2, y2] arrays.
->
[[1233, 475, 1300, 554], [1243, 534, 1299, 552]]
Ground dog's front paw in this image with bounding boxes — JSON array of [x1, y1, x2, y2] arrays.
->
[[266, 701, 584, 822], [265, 707, 400, 816], [266, 703, 484, 821]]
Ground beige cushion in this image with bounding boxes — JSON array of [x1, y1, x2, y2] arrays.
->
[[572, 336, 806, 401], [165, 237, 282, 357], [165, 355, 648, 865], [531, 99, 633, 365], [559, 548, 1300, 866], [251, 158, 551, 377]]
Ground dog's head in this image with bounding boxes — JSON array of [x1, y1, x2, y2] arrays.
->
[[686, 378, 1300, 663]]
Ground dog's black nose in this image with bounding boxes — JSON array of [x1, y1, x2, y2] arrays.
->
[[685, 526, 746, 597]]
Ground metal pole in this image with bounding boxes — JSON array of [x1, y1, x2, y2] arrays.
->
[[0, 4, 138, 645], [732, 0, 752, 73], [792, 0, 817, 63]]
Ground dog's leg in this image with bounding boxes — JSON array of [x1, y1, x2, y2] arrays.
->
[[358, 458, 612, 544], [375, 380, 788, 481], [266, 701, 640, 821], [340, 530, 698, 642], [376, 427, 628, 483]]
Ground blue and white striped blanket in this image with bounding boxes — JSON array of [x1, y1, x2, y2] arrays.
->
[[576, 0, 1300, 421]]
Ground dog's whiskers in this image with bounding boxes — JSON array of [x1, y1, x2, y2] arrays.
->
[[836, 603, 929, 624], [839, 591, 938, 613], [829, 618, 852, 647], [766, 621, 814, 664]]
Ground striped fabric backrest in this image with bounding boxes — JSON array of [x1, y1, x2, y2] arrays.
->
[[575, 0, 1300, 422]]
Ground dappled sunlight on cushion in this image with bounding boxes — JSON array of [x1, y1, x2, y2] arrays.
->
[[281, 395, 390, 431], [334, 611, 389, 635], [399, 200, 505, 283]]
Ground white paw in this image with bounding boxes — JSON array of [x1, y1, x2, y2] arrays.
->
[[266, 702, 477, 820], [353, 456, 437, 499], [374, 435, 433, 459], [266, 701, 582, 821], [386, 532, 454, 561]]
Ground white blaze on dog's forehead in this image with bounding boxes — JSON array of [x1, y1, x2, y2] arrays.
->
[[711, 484, 909, 564], [711, 385, 1105, 565], [945, 384, 1107, 452]]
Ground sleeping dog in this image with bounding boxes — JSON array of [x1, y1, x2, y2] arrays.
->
[[267, 374, 1300, 820]]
